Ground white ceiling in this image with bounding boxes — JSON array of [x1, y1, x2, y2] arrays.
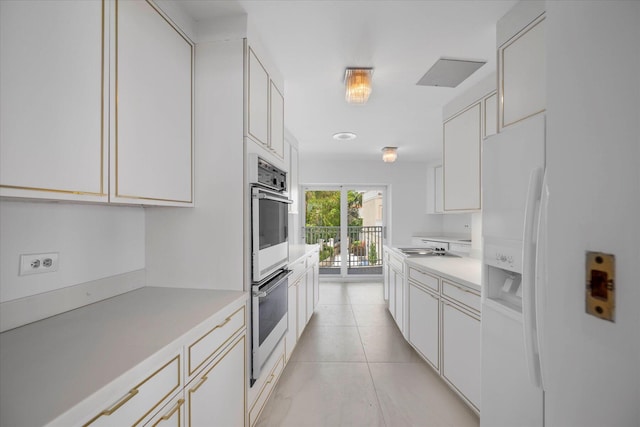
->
[[177, 0, 517, 163]]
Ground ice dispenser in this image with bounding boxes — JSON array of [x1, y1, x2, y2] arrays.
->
[[483, 241, 524, 314]]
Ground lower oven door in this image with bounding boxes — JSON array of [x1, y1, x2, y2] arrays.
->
[[251, 269, 291, 384]]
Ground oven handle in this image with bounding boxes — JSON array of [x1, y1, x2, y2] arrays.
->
[[252, 186, 293, 204], [256, 193, 293, 204], [253, 270, 292, 298]]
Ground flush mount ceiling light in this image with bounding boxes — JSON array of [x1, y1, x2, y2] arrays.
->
[[344, 68, 373, 104], [381, 146, 398, 163], [333, 132, 357, 141]]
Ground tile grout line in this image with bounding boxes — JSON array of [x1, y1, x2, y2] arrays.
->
[[351, 288, 390, 427]]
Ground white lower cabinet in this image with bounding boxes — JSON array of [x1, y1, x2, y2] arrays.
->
[[408, 281, 440, 370], [85, 354, 182, 426], [296, 275, 307, 339], [306, 268, 314, 324], [442, 300, 481, 412], [405, 261, 481, 414], [248, 351, 285, 427], [186, 334, 246, 426], [385, 250, 406, 334], [286, 280, 298, 361], [394, 268, 404, 333]]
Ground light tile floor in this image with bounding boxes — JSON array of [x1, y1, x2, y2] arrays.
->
[[256, 281, 479, 427]]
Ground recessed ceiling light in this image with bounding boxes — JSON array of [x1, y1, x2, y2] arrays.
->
[[333, 132, 357, 141]]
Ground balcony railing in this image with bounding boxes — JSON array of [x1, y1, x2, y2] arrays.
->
[[305, 226, 383, 274]]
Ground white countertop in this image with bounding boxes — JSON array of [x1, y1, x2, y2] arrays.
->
[[0, 287, 248, 427], [411, 235, 473, 245], [289, 243, 319, 263], [404, 255, 482, 291]]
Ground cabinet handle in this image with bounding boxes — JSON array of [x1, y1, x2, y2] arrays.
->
[[216, 316, 232, 329], [448, 282, 478, 295], [190, 375, 209, 393], [158, 399, 185, 422], [266, 373, 275, 384], [84, 388, 139, 424]]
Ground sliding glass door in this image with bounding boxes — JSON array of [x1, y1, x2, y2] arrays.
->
[[304, 186, 385, 277]]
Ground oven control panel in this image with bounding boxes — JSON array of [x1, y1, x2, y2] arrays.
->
[[251, 156, 287, 192]]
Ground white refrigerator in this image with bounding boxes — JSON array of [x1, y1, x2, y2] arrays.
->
[[481, 114, 546, 426], [481, 4, 640, 426]]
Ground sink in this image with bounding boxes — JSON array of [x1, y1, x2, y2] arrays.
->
[[398, 248, 460, 258]]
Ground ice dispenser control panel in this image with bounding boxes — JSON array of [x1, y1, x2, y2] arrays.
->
[[585, 251, 615, 322]]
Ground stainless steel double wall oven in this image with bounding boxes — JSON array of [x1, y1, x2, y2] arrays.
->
[[249, 155, 292, 385]]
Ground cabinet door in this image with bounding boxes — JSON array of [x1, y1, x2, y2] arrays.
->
[[114, 0, 193, 205], [499, 16, 545, 129], [388, 266, 396, 319], [306, 268, 314, 323], [443, 102, 481, 211], [313, 259, 320, 310], [0, 0, 107, 202], [442, 301, 481, 411], [269, 81, 285, 159], [409, 283, 439, 370], [296, 277, 307, 338], [286, 284, 298, 361], [394, 269, 404, 333], [484, 92, 498, 138], [247, 47, 269, 147], [434, 165, 444, 213], [187, 335, 245, 427], [289, 144, 299, 213]]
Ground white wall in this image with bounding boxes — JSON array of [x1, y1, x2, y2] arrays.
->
[[299, 156, 441, 245], [0, 200, 145, 303], [544, 2, 640, 426]]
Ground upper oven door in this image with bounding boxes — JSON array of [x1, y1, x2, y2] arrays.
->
[[251, 186, 293, 281]]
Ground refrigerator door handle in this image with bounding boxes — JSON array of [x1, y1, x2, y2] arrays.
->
[[535, 171, 550, 391], [522, 167, 544, 389]]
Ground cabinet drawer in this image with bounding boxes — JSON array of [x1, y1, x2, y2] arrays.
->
[[144, 393, 184, 427], [290, 257, 306, 282], [408, 267, 439, 292], [388, 254, 404, 273], [187, 305, 246, 377], [442, 280, 480, 313], [249, 351, 285, 426], [84, 355, 181, 426]]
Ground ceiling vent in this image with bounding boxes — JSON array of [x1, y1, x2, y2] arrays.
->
[[416, 58, 486, 88]]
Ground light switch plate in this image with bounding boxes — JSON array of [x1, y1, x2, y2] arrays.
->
[[585, 251, 615, 322]]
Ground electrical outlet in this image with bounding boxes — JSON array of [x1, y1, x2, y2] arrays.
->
[[19, 253, 59, 276]]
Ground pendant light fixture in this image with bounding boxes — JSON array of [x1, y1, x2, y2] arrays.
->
[[345, 68, 373, 104], [382, 147, 398, 163]]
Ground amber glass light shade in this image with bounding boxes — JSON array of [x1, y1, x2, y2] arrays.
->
[[345, 68, 372, 104]]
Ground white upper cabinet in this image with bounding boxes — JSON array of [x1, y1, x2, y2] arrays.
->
[[112, 0, 193, 205], [498, 3, 546, 130], [426, 165, 443, 214], [246, 43, 285, 161], [484, 92, 498, 138], [269, 81, 285, 159], [0, 0, 194, 206], [443, 103, 482, 212], [434, 165, 444, 213], [247, 47, 270, 147], [0, 0, 108, 202]]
